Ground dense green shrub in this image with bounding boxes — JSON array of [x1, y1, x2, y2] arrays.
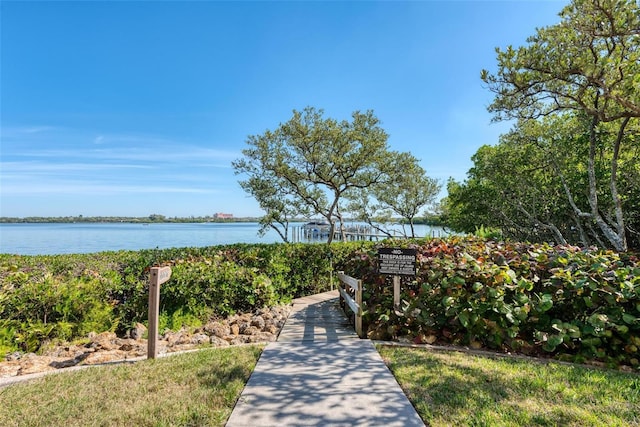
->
[[0, 243, 355, 354], [337, 237, 640, 369], [2, 238, 638, 370]]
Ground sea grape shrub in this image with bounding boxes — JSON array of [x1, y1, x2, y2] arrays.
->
[[339, 237, 640, 369]]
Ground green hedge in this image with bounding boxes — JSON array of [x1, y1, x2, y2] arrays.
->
[[0, 243, 362, 354], [338, 237, 640, 369], [2, 238, 639, 370]]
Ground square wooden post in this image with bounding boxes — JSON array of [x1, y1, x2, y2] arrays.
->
[[148, 266, 171, 359]]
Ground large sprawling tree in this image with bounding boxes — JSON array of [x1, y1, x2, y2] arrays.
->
[[473, 0, 640, 251], [233, 107, 437, 243]]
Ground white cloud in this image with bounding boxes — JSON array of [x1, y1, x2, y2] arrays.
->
[[0, 180, 218, 195], [0, 161, 153, 173]]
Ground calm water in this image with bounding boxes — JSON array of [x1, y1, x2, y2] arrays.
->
[[0, 222, 447, 255]]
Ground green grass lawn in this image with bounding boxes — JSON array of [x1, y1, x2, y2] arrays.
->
[[2, 344, 639, 427], [0, 345, 263, 427], [378, 345, 640, 427]]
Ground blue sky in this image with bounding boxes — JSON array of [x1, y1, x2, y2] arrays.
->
[[1, 1, 567, 218]]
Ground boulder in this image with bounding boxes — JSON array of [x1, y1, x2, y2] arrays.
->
[[203, 322, 230, 338], [251, 315, 266, 330], [89, 332, 119, 351], [80, 350, 128, 365]]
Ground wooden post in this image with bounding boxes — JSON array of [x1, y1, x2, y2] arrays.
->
[[355, 278, 363, 338], [148, 266, 171, 359], [393, 275, 401, 312]]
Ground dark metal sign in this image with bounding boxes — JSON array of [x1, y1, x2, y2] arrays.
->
[[378, 248, 417, 276]]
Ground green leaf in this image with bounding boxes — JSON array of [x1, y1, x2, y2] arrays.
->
[[543, 334, 563, 352], [458, 311, 470, 328], [538, 293, 553, 312], [623, 313, 637, 325], [616, 325, 629, 334]]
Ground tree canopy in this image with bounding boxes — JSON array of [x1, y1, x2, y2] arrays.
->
[[233, 107, 439, 242], [451, 0, 640, 251]]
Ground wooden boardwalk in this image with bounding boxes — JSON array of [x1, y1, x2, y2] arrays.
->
[[226, 291, 425, 426]]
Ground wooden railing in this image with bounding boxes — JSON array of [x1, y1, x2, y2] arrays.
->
[[336, 271, 363, 338]]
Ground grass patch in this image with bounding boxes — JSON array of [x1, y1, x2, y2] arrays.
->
[[378, 345, 640, 427], [0, 345, 263, 427]]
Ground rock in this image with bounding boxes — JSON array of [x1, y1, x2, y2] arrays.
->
[[203, 322, 230, 338], [251, 315, 266, 330], [210, 336, 230, 347], [130, 323, 147, 340], [17, 354, 57, 375], [238, 321, 251, 335], [80, 350, 128, 365], [242, 326, 261, 336], [5, 352, 23, 362], [265, 325, 279, 335], [90, 332, 119, 351], [190, 333, 210, 345], [0, 362, 20, 377], [0, 304, 294, 378]]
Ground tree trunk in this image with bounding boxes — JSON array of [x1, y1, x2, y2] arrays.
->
[[586, 115, 627, 251]]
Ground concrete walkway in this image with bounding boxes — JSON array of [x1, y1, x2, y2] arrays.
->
[[226, 290, 425, 427]]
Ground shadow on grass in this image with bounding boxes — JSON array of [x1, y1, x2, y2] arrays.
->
[[382, 347, 640, 426]]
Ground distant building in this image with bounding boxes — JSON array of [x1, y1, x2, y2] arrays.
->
[[214, 213, 234, 219]]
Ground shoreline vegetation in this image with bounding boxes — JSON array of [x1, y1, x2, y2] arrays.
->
[[1, 237, 638, 371]]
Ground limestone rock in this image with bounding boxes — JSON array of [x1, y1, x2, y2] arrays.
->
[[16, 354, 57, 375], [210, 336, 230, 347], [251, 315, 266, 330], [203, 322, 230, 338], [190, 333, 210, 345], [80, 350, 128, 365], [0, 304, 293, 379], [90, 332, 119, 351], [238, 321, 251, 335], [130, 323, 147, 340]]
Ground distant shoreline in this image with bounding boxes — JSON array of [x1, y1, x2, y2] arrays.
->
[[0, 215, 445, 226], [0, 216, 261, 224]]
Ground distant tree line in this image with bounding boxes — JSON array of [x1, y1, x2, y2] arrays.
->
[[0, 215, 261, 224]]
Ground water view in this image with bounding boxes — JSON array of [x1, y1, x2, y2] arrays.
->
[[0, 222, 448, 256]]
